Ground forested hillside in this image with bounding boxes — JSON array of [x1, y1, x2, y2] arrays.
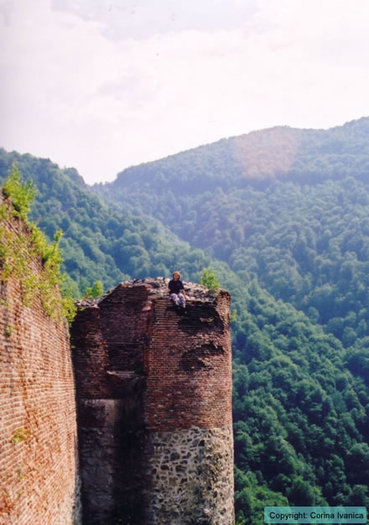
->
[[0, 149, 221, 296], [1, 118, 369, 524]]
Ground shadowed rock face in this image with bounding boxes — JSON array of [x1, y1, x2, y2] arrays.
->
[[72, 278, 234, 525]]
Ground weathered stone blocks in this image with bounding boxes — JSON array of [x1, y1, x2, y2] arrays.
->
[[145, 426, 234, 524]]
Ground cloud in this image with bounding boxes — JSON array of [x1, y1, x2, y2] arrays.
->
[[1, 0, 369, 183], [51, 0, 260, 40]]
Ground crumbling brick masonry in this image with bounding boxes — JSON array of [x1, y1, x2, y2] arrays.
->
[[71, 278, 234, 525]]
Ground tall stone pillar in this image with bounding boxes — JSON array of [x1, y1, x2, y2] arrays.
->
[[71, 279, 234, 525]]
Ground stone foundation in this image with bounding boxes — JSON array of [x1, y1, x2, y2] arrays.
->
[[144, 426, 234, 525]]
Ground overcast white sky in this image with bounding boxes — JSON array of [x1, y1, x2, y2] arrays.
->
[[1, 0, 369, 184]]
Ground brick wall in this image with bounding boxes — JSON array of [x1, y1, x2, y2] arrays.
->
[[71, 283, 153, 524], [0, 197, 80, 525], [145, 291, 232, 431]]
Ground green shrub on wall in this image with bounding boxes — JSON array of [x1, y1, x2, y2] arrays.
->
[[0, 164, 76, 323], [200, 268, 220, 293]]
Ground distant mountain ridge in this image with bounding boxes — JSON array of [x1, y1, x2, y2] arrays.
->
[[94, 117, 369, 194]]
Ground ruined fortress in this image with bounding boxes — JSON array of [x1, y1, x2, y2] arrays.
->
[[0, 196, 234, 524]]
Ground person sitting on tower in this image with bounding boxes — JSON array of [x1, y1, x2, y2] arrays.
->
[[168, 271, 186, 309]]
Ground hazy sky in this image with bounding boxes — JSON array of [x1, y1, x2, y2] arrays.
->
[[1, 0, 369, 184]]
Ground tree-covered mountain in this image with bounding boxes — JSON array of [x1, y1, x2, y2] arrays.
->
[[1, 118, 369, 523], [96, 116, 369, 193]]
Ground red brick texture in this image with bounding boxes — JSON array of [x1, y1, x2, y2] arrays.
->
[[71, 283, 154, 524], [145, 291, 232, 431], [72, 284, 153, 400], [0, 209, 79, 525]]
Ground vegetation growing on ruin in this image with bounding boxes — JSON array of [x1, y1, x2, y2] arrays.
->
[[200, 268, 220, 293], [85, 280, 104, 298], [0, 165, 76, 322], [11, 428, 31, 445]]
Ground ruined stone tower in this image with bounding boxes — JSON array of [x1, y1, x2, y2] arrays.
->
[[71, 278, 234, 525]]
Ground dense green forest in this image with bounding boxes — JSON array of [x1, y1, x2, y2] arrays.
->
[[1, 118, 369, 524]]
